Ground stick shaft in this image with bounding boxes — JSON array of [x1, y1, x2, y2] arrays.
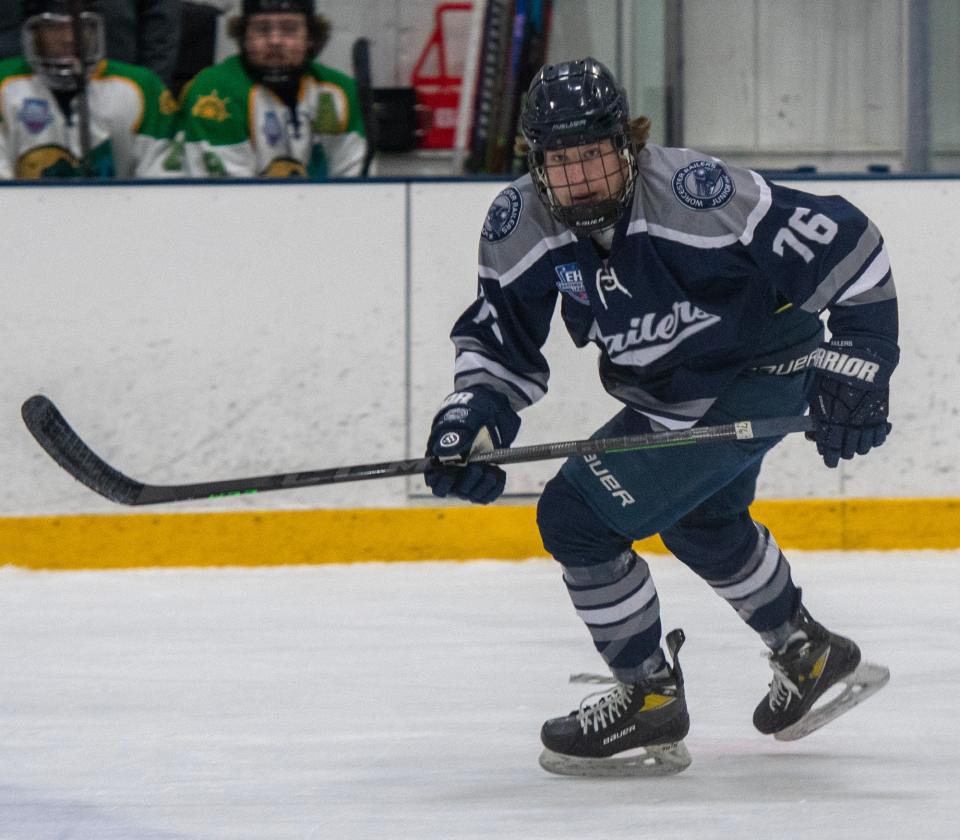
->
[[22, 395, 814, 507], [68, 0, 92, 172]]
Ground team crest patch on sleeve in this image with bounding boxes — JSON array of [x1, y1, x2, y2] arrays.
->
[[672, 160, 736, 210], [482, 186, 523, 242], [20, 99, 52, 134]]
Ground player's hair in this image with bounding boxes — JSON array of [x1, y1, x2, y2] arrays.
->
[[227, 13, 331, 59], [514, 116, 651, 157], [628, 116, 652, 150]]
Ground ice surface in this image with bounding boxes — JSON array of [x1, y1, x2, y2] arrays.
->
[[1, 551, 957, 840]]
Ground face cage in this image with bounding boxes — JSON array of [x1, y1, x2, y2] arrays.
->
[[241, 14, 316, 86], [22, 12, 105, 91], [529, 135, 639, 234]]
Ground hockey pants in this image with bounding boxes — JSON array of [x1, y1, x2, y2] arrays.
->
[[536, 371, 807, 683]]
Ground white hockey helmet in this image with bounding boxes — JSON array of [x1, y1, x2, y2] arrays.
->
[[21, 0, 105, 91]]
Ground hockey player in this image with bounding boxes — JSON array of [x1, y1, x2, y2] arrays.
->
[[425, 58, 896, 777], [178, 0, 367, 179], [0, 0, 179, 179]]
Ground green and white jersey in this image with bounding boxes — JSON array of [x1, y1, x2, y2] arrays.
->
[[0, 57, 180, 179], [179, 55, 367, 178]]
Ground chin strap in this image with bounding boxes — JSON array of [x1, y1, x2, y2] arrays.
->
[[240, 53, 310, 88]]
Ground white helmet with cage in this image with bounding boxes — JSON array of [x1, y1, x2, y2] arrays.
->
[[21, 0, 105, 91]]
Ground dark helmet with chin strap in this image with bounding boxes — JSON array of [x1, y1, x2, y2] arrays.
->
[[234, 0, 329, 85], [521, 57, 638, 233], [21, 0, 105, 91]]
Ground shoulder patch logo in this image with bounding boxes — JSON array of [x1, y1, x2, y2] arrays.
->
[[191, 90, 230, 122], [19, 98, 52, 134], [672, 160, 735, 210], [482, 186, 523, 242]]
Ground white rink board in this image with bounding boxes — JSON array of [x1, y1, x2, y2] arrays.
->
[[2, 177, 958, 516], [2, 183, 407, 515]]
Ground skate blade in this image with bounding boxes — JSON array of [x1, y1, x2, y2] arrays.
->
[[538, 740, 692, 778], [774, 661, 890, 742]]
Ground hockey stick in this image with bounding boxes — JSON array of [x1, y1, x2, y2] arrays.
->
[[350, 37, 377, 177], [21, 394, 814, 507], [68, 0, 93, 175]]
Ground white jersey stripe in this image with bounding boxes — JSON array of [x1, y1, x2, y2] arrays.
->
[[837, 246, 892, 303], [645, 223, 739, 249], [454, 351, 547, 404], [479, 230, 577, 288], [636, 411, 699, 431], [739, 171, 773, 245], [800, 221, 884, 312]]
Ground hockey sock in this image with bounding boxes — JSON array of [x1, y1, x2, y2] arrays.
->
[[562, 550, 664, 683], [707, 522, 799, 628], [706, 523, 799, 632], [663, 514, 800, 636], [760, 621, 807, 653]]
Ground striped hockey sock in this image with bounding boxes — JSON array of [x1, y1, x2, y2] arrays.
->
[[561, 550, 665, 683], [706, 523, 799, 638]]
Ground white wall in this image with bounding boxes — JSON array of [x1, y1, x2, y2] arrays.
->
[[205, 1, 960, 172], [3, 182, 406, 515], [682, 0, 902, 155], [2, 177, 957, 517]]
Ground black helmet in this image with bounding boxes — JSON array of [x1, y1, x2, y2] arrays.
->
[[22, 0, 83, 15], [234, 0, 329, 85], [21, 0, 104, 91], [242, 0, 315, 13], [521, 57, 637, 233]]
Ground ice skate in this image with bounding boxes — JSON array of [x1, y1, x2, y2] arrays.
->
[[539, 629, 691, 778], [754, 602, 890, 741]]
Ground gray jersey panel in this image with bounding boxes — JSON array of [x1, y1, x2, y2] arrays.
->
[[477, 175, 575, 287], [636, 144, 768, 245]]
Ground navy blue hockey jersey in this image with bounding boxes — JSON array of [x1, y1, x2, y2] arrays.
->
[[451, 144, 898, 430]]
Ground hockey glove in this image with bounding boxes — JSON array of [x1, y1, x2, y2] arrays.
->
[[425, 388, 521, 504], [806, 336, 899, 468]]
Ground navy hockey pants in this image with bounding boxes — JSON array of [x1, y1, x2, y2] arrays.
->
[[536, 370, 807, 682]]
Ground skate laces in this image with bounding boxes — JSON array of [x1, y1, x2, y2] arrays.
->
[[766, 657, 802, 711], [576, 683, 634, 734]]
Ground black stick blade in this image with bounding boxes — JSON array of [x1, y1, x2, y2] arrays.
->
[[21, 395, 145, 505]]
